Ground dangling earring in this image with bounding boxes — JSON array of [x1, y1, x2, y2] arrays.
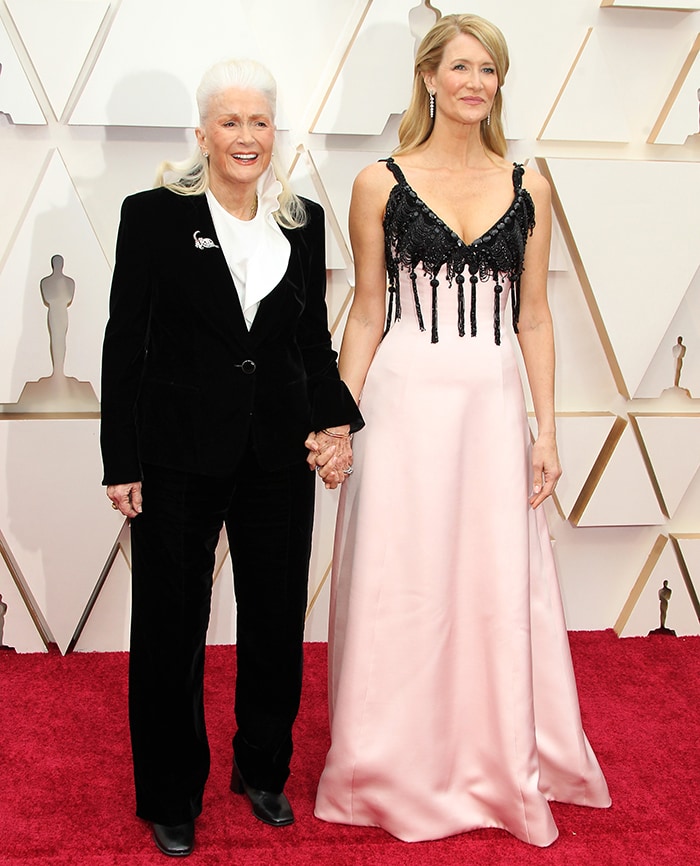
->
[[202, 150, 209, 158], [487, 113, 491, 127], [429, 91, 435, 120]]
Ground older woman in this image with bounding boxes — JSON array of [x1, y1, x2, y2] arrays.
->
[[314, 14, 610, 847], [101, 58, 361, 857]]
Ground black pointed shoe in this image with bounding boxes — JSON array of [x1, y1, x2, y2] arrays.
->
[[152, 821, 195, 857], [230, 762, 294, 826]]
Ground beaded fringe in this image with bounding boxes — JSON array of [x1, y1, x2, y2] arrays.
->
[[380, 159, 534, 344], [493, 277, 503, 345], [411, 270, 425, 331]]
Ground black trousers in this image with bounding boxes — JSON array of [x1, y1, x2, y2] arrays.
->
[[128, 444, 315, 825]]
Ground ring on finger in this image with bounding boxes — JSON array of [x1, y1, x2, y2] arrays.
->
[[342, 466, 354, 475]]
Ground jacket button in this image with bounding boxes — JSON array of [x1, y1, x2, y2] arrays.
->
[[238, 359, 256, 374]]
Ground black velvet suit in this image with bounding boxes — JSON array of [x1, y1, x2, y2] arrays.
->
[[100, 188, 361, 825]]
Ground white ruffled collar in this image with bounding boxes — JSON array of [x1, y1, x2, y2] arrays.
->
[[206, 166, 291, 327], [255, 164, 284, 225]]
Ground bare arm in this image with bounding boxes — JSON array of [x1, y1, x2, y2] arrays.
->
[[305, 164, 390, 488], [338, 163, 393, 401], [516, 169, 561, 509]]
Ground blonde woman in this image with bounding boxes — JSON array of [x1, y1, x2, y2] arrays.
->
[[314, 14, 610, 847]]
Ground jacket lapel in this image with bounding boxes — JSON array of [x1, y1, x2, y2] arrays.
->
[[247, 225, 302, 346], [187, 195, 251, 344]]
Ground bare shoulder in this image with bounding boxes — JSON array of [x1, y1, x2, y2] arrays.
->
[[353, 160, 395, 203], [355, 159, 391, 183], [521, 163, 551, 206]]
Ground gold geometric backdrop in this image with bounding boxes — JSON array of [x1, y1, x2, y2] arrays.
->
[[0, 0, 698, 652]]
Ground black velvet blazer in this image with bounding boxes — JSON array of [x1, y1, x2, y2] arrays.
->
[[100, 187, 362, 484]]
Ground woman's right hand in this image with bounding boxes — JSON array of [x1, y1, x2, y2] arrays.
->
[[305, 429, 353, 490], [107, 482, 143, 518]]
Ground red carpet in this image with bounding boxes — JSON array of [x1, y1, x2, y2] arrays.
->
[[1, 631, 698, 865]]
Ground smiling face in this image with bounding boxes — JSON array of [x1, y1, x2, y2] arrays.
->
[[195, 86, 275, 196], [424, 32, 499, 127]]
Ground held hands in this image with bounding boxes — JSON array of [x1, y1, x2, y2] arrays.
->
[[305, 426, 354, 490], [530, 432, 561, 509], [107, 481, 143, 518]]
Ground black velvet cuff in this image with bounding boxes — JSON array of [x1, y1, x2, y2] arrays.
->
[[310, 379, 364, 434]]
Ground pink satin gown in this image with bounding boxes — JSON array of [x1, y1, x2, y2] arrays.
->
[[314, 161, 611, 846]]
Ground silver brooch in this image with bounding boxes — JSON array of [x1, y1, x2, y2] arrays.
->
[[193, 230, 219, 250]]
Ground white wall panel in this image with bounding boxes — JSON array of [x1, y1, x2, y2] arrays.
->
[[0, 544, 46, 651], [649, 33, 700, 143], [71, 0, 253, 127], [620, 541, 698, 636], [578, 424, 666, 525], [313, 0, 415, 135], [6, 0, 110, 121], [635, 265, 700, 399], [289, 151, 351, 271], [0, 16, 45, 123], [207, 548, 237, 647], [553, 414, 621, 518], [546, 268, 622, 411], [72, 526, 131, 653], [543, 13, 699, 143], [602, 1, 699, 9], [549, 517, 662, 630], [0, 0, 698, 649], [0, 150, 109, 404], [546, 157, 700, 399], [633, 414, 700, 516], [540, 30, 631, 142], [0, 419, 120, 652], [675, 536, 700, 605]]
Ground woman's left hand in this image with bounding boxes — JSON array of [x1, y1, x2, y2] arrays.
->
[[529, 432, 561, 509], [305, 427, 353, 490], [107, 481, 143, 517]]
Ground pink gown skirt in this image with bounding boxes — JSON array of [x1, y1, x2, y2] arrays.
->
[[314, 270, 610, 846]]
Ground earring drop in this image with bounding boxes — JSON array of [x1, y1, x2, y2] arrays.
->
[[429, 92, 435, 119], [202, 151, 209, 158], [487, 113, 491, 127]]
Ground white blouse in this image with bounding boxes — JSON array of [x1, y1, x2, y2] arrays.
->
[[206, 165, 291, 329]]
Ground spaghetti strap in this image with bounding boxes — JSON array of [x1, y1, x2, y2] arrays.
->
[[383, 157, 406, 185], [512, 162, 525, 191]]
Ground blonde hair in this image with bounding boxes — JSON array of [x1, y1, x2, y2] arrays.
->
[[154, 58, 306, 229], [396, 14, 509, 158]]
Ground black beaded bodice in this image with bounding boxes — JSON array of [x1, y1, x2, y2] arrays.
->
[[382, 158, 536, 344]]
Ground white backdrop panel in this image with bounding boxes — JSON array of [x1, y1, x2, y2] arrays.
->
[[6, 0, 110, 121], [0, 150, 110, 402], [0, 0, 698, 649], [0, 16, 45, 123], [546, 158, 700, 398]]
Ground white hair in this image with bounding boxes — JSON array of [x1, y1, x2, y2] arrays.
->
[[196, 58, 277, 123], [154, 58, 306, 228]]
